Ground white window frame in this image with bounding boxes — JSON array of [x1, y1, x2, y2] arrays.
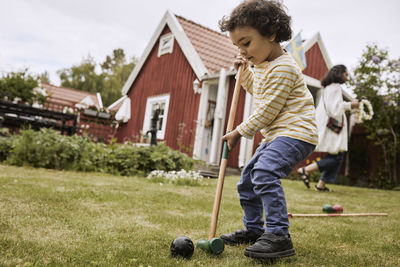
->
[[143, 94, 170, 139], [158, 33, 174, 57]]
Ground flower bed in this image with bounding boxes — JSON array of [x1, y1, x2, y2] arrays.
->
[[146, 169, 206, 186]]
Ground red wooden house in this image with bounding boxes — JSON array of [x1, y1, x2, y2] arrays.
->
[[41, 83, 117, 142], [116, 10, 352, 169]]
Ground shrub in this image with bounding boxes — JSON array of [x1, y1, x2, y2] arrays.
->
[[106, 144, 142, 176], [149, 144, 195, 172], [0, 129, 197, 176], [5, 128, 83, 169], [0, 136, 13, 161]]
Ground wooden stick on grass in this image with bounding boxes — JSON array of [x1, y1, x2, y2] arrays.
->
[[288, 213, 388, 218]]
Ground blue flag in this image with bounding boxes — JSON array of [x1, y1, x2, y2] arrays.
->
[[285, 32, 307, 70]]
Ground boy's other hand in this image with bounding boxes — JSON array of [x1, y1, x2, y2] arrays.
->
[[221, 129, 242, 151]]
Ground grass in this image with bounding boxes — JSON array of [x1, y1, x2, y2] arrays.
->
[[0, 164, 399, 266]]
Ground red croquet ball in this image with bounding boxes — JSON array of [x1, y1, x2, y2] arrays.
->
[[333, 204, 343, 213]]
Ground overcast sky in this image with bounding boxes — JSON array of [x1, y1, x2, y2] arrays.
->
[[1, 0, 399, 86]]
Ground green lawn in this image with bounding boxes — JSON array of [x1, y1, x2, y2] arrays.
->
[[0, 164, 399, 266]]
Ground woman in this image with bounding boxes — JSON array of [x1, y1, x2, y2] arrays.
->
[[297, 65, 359, 191]]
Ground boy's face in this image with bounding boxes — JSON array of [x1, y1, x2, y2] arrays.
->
[[230, 26, 278, 65]]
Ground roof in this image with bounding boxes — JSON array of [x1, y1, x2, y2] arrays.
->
[[42, 83, 100, 108], [176, 15, 237, 74], [121, 10, 335, 95]]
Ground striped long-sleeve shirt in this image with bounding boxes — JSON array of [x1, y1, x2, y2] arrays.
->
[[236, 53, 318, 145]]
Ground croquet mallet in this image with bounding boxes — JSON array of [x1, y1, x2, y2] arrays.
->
[[197, 65, 244, 255]]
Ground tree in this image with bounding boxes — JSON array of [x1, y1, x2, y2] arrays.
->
[[38, 71, 51, 84], [349, 44, 400, 188], [0, 69, 46, 104], [100, 49, 136, 106], [57, 55, 104, 94], [57, 49, 136, 107]]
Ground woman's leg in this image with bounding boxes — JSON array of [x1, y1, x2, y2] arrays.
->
[[296, 162, 319, 188], [297, 162, 319, 176], [315, 153, 344, 190], [316, 179, 326, 188]]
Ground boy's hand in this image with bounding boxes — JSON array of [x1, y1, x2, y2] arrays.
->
[[233, 54, 249, 71], [221, 129, 242, 151]]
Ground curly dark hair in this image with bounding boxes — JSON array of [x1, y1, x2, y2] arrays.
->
[[321, 65, 348, 87], [219, 0, 292, 43]]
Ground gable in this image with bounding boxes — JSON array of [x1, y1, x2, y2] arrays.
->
[[303, 32, 333, 81], [121, 10, 207, 95], [303, 43, 329, 81]]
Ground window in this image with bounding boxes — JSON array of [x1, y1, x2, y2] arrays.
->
[[158, 33, 174, 57], [143, 94, 170, 139]]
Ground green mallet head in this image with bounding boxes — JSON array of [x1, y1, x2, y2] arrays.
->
[[197, 238, 224, 255]]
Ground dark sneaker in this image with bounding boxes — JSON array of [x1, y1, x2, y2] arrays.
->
[[244, 233, 295, 259], [220, 229, 263, 246]]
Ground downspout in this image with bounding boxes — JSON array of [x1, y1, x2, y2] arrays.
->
[[210, 68, 227, 165], [192, 81, 209, 159], [238, 91, 253, 168]]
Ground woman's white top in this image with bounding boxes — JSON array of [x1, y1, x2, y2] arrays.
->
[[315, 83, 352, 154]]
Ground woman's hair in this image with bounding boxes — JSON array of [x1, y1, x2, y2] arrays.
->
[[321, 64, 348, 87], [219, 0, 292, 42]]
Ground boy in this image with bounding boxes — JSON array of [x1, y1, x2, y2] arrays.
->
[[219, 0, 318, 259]]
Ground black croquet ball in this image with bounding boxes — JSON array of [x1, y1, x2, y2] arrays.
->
[[170, 236, 194, 259]]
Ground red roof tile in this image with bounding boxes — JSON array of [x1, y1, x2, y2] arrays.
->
[[176, 15, 237, 74], [42, 83, 100, 108]]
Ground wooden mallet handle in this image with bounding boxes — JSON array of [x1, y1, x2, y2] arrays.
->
[[208, 65, 243, 239]]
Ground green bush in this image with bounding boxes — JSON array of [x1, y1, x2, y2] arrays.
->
[[0, 136, 13, 161], [6, 128, 82, 169], [106, 143, 142, 176], [77, 140, 110, 173], [0, 128, 196, 175]]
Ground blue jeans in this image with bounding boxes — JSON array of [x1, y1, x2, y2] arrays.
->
[[316, 152, 344, 184], [238, 137, 315, 235]]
